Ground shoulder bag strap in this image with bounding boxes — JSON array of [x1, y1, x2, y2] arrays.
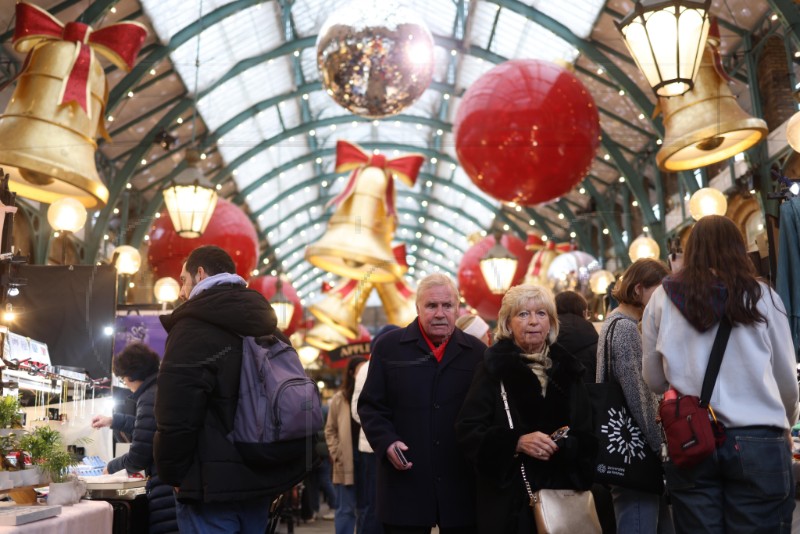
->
[[602, 317, 623, 383], [699, 316, 732, 407], [500, 381, 536, 505]]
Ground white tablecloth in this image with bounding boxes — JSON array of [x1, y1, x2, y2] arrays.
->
[[0, 500, 112, 534]]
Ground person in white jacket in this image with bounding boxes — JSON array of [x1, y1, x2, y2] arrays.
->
[[642, 215, 799, 534], [351, 325, 400, 534]]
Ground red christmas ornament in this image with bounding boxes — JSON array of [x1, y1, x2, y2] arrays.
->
[[454, 59, 600, 205], [248, 276, 303, 336], [148, 198, 259, 281], [457, 233, 533, 321]]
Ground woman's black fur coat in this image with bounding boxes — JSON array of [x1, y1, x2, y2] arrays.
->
[[455, 338, 598, 534]]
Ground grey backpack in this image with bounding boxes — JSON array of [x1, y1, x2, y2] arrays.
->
[[228, 335, 322, 477]]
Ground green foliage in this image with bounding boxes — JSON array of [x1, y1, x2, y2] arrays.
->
[[0, 396, 22, 429], [19, 426, 77, 483], [19, 426, 61, 463], [41, 449, 76, 484]]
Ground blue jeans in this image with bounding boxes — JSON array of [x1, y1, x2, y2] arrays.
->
[[335, 483, 363, 534], [175, 495, 271, 533], [357, 452, 383, 534], [611, 485, 674, 534], [664, 426, 795, 534]]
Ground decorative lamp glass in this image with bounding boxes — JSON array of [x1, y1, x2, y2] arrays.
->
[[479, 232, 518, 294], [162, 149, 218, 238], [688, 187, 727, 220], [271, 277, 295, 331], [114, 245, 142, 275], [589, 270, 616, 295], [616, 0, 711, 97], [47, 197, 87, 233], [628, 235, 661, 262], [154, 277, 180, 303]]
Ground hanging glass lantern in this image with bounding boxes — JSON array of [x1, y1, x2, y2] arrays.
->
[[589, 270, 616, 295], [616, 0, 711, 97], [271, 276, 295, 331], [688, 187, 727, 220], [479, 232, 518, 294], [162, 149, 218, 238], [629, 234, 661, 262], [154, 277, 180, 304], [47, 197, 87, 233], [114, 245, 142, 275]]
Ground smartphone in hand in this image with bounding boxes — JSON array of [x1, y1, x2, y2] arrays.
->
[[393, 444, 409, 467], [550, 426, 569, 442]]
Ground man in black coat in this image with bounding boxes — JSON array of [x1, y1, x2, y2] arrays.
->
[[358, 273, 485, 534], [153, 245, 281, 532]]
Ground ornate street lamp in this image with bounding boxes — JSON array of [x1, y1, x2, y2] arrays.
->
[[617, 0, 711, 97], [162, 149, 218, 238], [479, 232, 518, 294]]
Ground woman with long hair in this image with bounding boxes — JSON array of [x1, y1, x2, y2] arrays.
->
[[325, 356, 369, 534], [643, 215, 799, 533], [596, 258, 673, 534]]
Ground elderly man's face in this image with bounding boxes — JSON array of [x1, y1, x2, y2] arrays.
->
[[416, 284, 457, 345]]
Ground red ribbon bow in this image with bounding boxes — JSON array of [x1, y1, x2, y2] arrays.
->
[[13, 2, 147, 116], [327, 140, 424, 217]]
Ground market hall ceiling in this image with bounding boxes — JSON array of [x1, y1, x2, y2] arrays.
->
[[0, 0, 791, 303]]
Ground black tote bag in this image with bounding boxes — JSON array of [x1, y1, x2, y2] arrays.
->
[[586, 317, 664, 494]]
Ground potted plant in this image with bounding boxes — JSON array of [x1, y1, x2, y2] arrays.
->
[[19, 427, 83, 504], [0, 395, 23, 430]]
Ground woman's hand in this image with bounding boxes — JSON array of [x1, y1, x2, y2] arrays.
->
[[91, 415, 112, 429], [516, 431, 558, 461]]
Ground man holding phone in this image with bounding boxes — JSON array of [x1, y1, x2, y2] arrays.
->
[[358, 273, 485, 534]]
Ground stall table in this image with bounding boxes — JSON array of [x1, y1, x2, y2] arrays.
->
[[0, 501, 112, 534]]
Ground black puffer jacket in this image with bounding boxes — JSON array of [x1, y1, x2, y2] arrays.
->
[[154, 283, 285, 503], [106, 374, 177, 534], [555, 312, 599, 383]]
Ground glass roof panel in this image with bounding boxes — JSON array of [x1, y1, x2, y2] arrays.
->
[[527, 0, 605, 39]]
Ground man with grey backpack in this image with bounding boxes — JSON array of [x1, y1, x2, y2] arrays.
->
[[155, 245, 316, 533]]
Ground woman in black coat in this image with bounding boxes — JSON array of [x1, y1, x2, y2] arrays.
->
[[92, 343, 177, 534], [456, 284, 597, 534]]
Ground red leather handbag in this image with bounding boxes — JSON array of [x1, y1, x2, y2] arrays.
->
[[659, 317, 732, 469], [659, 390, 726, 469]]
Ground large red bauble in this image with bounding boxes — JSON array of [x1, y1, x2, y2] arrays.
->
[[457, 234, 533, 321], [248, 276, 303, 336], [148, 198, 259, 281], [454, 59, 600, 205]]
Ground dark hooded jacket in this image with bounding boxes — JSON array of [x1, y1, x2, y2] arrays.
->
[[555, 312, 599, 383], [455, 338, 597, 534], [106, 374, 177, 534], [154, 283, 281, 503]]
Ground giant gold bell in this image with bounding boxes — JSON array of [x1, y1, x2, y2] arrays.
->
[[657, 45, 767, 172], [306, 166, 403, 283], [0, 40, 109, 208], [305, 322, 349, 352], [309, 279, 373, 339], [376, 279, 417, 327]]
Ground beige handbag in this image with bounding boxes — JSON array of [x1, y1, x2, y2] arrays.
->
[[500, 382, 601, 534]]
